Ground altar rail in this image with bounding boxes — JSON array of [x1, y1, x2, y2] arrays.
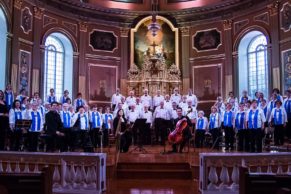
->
[[0, 152, 106, 194], [199, 152, 291, 194]]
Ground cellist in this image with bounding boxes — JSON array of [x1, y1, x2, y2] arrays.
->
[[170, 107, 192, 153]]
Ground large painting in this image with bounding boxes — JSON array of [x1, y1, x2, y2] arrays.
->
[[89, 30, 118, 52], [282, 49, 291, 91], [280, 2, 291, 32], [132, 16, 177, 68], [193, 29, 221, 51], [192, 64, 222, 101], [19, 50, 31, 95], [89, 64, 117, 103]]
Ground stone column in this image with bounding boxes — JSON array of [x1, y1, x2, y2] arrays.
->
[[120, 28, 129, 95], [180, 27, 190, 94], [78, 21, 87, 98], [223, 19, 233, 97], [268, 1, 280, 90]]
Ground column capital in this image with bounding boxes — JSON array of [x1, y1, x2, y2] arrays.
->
[[180, 27, 190, 36], [79, 21, 88, 32], [268, 1, 279, 16], [120, 28, 129, 37], [223, 19, 232, 31], [14, 0, 23, 9], [34, 7, 44, 20]]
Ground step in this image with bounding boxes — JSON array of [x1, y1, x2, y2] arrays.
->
[[116, 169, 192, 179], [117, 162, 190, 170]]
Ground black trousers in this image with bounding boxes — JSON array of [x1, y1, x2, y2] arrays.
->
[[120, 131, 132, 153], [224, 126, 235, 149], [143, 123, 151, 145], [28, 132, 40, 152], [172, 128, 192, 152], [249, 128, 263, 152], [155, 118, 168, 145], [237, 129, 249, 151], [195, 129, 205, 148], [103, 128, 109, 147], [90, 127, 101, 148], [286, 118, 291, 139], [0, 116, 9, 150], [10, 129, 24, 151], [78, 130, 93, 152], [274, 125, 284, 146], [209, 128, 221, 149], [56, 128, 71, 152]]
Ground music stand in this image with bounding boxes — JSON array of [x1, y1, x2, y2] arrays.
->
[[130, 118, 148, 153], [15, 119, 32, 131]]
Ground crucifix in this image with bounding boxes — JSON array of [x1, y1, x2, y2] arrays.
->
[[150, 41, 158, 55]]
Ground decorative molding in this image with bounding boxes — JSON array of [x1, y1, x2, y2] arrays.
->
[[254, 12, 269, 25], [21, 7, 32, 34], [223, 20, 232, 31], [89, 29, 118, 53], [18, 37, 34, 46], [85, 53, 121, 61], [189, 54, 225, 61], [268, 1, 279, 16], [14, 0, 23, 9], [120, 28, 129, 37], [192, 28, 222, 52], [281, 49, 291, 91], [180, 27, 190, 36], [234, 19, 249, 34], [18, 50, 31, 95], [280, 2, 291, 32], [62, 21, 77, 36], [33, 6, 44, 20], [272, 67, 280, 90], [43, 15, 58, 27], [79, 21, 88, 32]]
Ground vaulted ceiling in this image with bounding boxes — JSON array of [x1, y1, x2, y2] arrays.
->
[[37, 0, 269, 27]]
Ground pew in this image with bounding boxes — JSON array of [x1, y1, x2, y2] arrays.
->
[[239, 167, 291, 194], [0, 167, 52, 194]]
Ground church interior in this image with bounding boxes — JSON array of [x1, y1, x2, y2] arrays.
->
[[0, 0, 291, 193]]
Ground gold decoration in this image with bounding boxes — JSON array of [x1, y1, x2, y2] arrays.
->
[[223, 20, 232, 30], [14, 0, 23, 9], [180, 27, 190, 36], [79, 21, 88, 32], [268, 1, 279, 16], [34, 7, 44, 19], [120, 28, 129, 37]]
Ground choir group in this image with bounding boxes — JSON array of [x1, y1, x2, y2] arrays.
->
[[0, 84, 290, 153]]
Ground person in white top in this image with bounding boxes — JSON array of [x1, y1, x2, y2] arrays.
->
[[179, 95, 188, 110], [30, 92, 42, 104], [170, 102, 178, 120], [113, 102, 128, 118], [170, 87, 181, 104], [135, 97, 144, 114], [153, 90, 164, 110], [89, 105, 103, 148], [102, 106, 113, 145], [111, 88, 123, 111], [214, 96, 225, 114], [16, 88, 27, 103], [46, 88, 57, 104], [246, 100, 266, 152], [126, 91, 136, 109], [269, 100, 287, 146], [234, 103, 248, 151], [154, 101, 170, 145], [208, 106, 222, 150], [59, 103, 72, 151], [239, 90, 252, 104], [9, 99, 25, 151], [186, 89, 198, 108], [140, 89, 152, 109], [139, 104, 153, 145], [73, 93, 87, 111], [283, 89, 291, 139], [222, 103, 235, 150], [127, 104, 140, 145], [195, 111, 208, 148], [164, 95, 172, 110], [183, 100, 197, 128], [59, 90, 70, 104]]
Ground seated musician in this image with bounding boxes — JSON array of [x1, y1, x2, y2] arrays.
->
[[113, 109, 132, 153], [171, 107, 192, 153]]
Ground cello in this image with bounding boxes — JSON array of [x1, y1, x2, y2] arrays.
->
[[168, 118, 188, 144]]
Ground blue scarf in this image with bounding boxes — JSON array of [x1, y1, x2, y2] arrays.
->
[[63, 112, 71, 128], [284, 100, 291, 117], [248, 109, 259, 129], [77, 99, 83, 107], [92, 112, 101, 128], [235, 112, 245, 129], [209, 114, 216, 129], [62, 96, 67, 104], [31, 111, 41, 132], [48, 96, 55, 103], [14, 110, 22, 121], [224, 111, 233, 127], [263, 106, 267, 117], [198, 118, 204, 129], [78, 114, 88, 129], [5, 91, 13, 107], [104, 114, 113, 129], [274, 109, 283, 125], [270, 101, 275, 110]]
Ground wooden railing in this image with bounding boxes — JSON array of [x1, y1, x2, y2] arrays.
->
[[0, 152, 106, 194], [199, 152, 291, 194]]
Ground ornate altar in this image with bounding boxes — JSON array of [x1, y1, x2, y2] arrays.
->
[[128, 15, 181, 96]]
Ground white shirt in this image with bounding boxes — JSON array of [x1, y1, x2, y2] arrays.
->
[[111, 93, 123, 105], [27, 110, 43, 131], [73, 98, 87, 110], [140, 95, 152, 108], [246, 108, 266, 129], [153, 95, 164, 107], [140, 110, 153, 124], [187, 94, 198, 107], [183, 106, 197, 120], [269, 107, 287, 125], [164, 100, 172, 110], [208, 113, 221, 129], [9, 108, 24, 127], [170, 109, 178, 120], [60, 111, 73, 127], [102, 113, 113, 129], [234, 111, 246, 129], [90, 111, 103, 128], [126, 96, 136, 106], [179, 101, 188, 110], [154, 106, 170, 120], [170, 94, 181, 104], [127, 110, 140, 123], [73, 113, 89, 130]]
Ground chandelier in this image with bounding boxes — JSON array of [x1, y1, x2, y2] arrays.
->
[[148, 0, 160, 37]]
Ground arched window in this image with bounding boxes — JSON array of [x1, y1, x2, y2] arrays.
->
[[0, 8, 7, 89], [44, 33, 73, 99], [238, 31, 269, 98]]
